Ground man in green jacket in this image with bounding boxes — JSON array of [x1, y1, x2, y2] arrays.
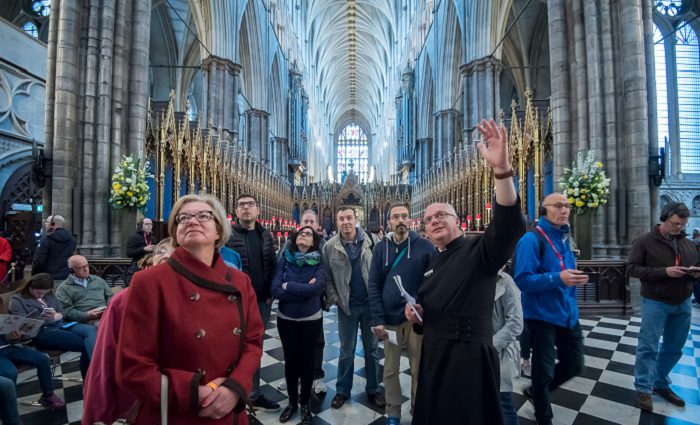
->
[[55, 255, 113, 324]]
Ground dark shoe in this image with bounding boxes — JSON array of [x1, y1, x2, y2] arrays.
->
[[331, 393, 348, 409], [252, 395, 281, 412], [279, 403, 298, 423], [635, 392, 653, 411], [300, 404, 312, 425], [654, 387, 685, 407], [367, 391, 386, 408], [38, 394, 65, 409], [523, 386, 534, 404]]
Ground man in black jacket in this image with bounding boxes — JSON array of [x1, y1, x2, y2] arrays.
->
[[32, 214, 76, 283], [226, 194, 279, 412]]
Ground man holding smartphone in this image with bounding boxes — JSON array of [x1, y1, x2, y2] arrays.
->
[[628, 202, 698, 412], [513, 192, 586, 425]]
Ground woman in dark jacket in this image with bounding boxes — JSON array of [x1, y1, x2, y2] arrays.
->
[[271, 226, 325, 425], [8, 273, 97, 378]]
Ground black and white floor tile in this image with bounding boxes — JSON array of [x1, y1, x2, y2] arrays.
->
[[13, 306, 700, 425]]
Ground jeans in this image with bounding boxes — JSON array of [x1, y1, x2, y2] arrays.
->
[[384, 321, 422, 418], [499, 392, 519, 425], [336, 303, 380, 397], [251, 300, 271, 400], [0, 345, 53, 396], [278, 317, 322, 405], [0, 375, 20, 425], [693, 281, 700, 303], [34, 323, 97, 378], [634, 297, 692, 394], [526, 319, 584, 425]]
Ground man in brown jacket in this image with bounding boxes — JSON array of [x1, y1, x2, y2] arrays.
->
[[628, 202, 698, 412]]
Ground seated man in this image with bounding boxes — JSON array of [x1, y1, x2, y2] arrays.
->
[[55, 255, 113, 324]]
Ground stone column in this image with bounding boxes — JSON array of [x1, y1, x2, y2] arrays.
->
[[546, 0, 653, 256], [433, 109, 460, 163], [45, 0, 151, 256], [246, 109, 270, 161], [460, 57, 502, 142], [202, 56, 242, 144]]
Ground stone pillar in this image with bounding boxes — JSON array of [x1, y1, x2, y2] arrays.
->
[[460, 57, 502, 143], [288, 65, 307, 175], [276, 137, 288, 177], [44, 0, 151, 256], [246, 109, 270, 161], [546, 0, 653, 256], [433, 109, 460, 163], [201, 56, 242, 144]]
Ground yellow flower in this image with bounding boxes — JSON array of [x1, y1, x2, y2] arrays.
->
[[596, 162, 603, 168], [568, 197, 575, 204], [127, 191, 133, 196], [113, 183, 121, 190], [575, 200, 584, 207], [589, 202, 599, 207], [581, 194, 586, 199], [567, 188, 574, 194]]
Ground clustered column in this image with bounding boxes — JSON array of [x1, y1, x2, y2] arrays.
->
[[201, 56, 242, 145]]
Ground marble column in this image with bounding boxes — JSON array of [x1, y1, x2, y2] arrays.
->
[[246, 109, 270, 161], [201, 56, 242, 145]]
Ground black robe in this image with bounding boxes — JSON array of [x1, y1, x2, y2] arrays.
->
[[412, 201, 525, 425]]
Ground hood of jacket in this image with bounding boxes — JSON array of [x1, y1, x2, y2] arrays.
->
[[48, 228, 74, 244], [382, 230, 421, 267]]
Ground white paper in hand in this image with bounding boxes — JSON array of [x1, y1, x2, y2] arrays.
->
[[385, 329, 399, 346], [393, 275, 423, 323]]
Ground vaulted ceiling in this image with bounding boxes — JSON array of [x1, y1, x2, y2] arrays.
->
[[306, 0, 396, 134]]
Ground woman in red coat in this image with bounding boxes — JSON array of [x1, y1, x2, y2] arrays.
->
[[116, 194, 264, 425]]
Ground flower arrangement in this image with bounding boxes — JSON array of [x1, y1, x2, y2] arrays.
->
[[559, 151, 611, 215], [108, 154, 152, 211]]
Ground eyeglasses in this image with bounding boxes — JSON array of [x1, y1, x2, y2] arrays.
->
[[74, 264, 90, 270], [175, 211, 215, 224], [543, 203, 571, 210], [424, 211, 456, 225], [236, 201, 256, 208], [297, 231, 314, 238]]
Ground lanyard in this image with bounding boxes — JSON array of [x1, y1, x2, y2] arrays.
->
[[143, 232, 149, 245], [657, 228, 681, 266], [535, 226, 566, 271]]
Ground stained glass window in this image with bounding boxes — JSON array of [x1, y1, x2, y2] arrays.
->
[[676, 24, 700, 173], [32, 0, 51, 16], [654, 25, 669, 151], [22, 21, 38, 38], [655, 0, 683, 16], [337, 123, 368, 183]]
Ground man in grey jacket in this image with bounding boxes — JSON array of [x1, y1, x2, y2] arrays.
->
[[323, 206, 385, 410]]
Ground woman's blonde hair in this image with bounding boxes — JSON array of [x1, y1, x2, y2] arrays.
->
[[168, 194, 231, 249]]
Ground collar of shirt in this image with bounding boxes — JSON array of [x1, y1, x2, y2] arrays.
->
[[70, 275, 91, 288], [341, 229, 364, 246]]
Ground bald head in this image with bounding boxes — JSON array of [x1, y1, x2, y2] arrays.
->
[[68, 255, 90, 279], [541, 192, 571, 227]]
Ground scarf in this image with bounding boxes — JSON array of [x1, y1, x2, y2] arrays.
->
[[284, 249, 321, 267]]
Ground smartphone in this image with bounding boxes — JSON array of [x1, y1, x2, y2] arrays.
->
[[584, 272, 601, 284], [61, 321, 78, 330]]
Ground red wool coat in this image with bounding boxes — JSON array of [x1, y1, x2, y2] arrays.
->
[[116, 248, 264, 425], [0, 236, 11, 282]]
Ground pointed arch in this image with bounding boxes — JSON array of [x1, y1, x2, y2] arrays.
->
[[239, 0, 266, 108]]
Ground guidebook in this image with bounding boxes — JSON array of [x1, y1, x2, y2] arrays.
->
[[0, 314, 44, 339]]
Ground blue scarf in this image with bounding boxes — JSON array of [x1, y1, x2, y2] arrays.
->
[[284, 249, 321, 267]]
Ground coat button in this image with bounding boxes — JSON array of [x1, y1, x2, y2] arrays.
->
[[196, 329, 206, 339], [227, 295, 237, 302], [233, 327, 241, 336], [191, 293, 201, 301]]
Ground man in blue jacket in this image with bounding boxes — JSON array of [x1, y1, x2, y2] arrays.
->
[[368, 203, 435, 425], [513, 192, 588, 425]]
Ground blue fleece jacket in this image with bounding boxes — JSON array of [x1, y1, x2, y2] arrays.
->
[[368, 230, 436, 326], [513, 217, 579, 329], [271, 255, 326, 319]]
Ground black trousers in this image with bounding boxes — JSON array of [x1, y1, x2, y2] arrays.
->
[[520, 321, 532, 360], [278, 317, 323, 405], [313, 317, 325, 379], [526, 319, 584, 425]]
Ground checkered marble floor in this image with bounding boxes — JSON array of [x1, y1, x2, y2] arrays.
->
[[13, 306, 700, 425]]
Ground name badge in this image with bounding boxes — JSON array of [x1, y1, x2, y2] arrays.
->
[[424, 269, 433, 278]]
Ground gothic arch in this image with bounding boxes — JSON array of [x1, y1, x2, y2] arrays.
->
[[435, 0, 462, 109], [239, 0, 267, 109]]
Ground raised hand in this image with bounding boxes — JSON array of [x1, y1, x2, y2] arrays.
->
[[475, 118, 511, 174]]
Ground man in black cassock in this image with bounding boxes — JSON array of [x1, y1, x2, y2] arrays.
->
[[406, 118, 525, 425]]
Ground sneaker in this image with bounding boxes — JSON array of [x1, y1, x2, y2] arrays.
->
[[634, 392, 653, 411], [277, 381, 288, 391], [653, 387, 685, 407], [521, 359, 532, 378], [38, 394, 65, 409], [252, 395, 281, 412], [367, 391, 386, 408], [313, 378, 327, 395], [387, 416, 401, 425]]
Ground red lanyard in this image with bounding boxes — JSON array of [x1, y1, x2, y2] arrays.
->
[[535, 226, 566, 271], [143, 232, 149, 245], [657, 228, 681, 266]]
